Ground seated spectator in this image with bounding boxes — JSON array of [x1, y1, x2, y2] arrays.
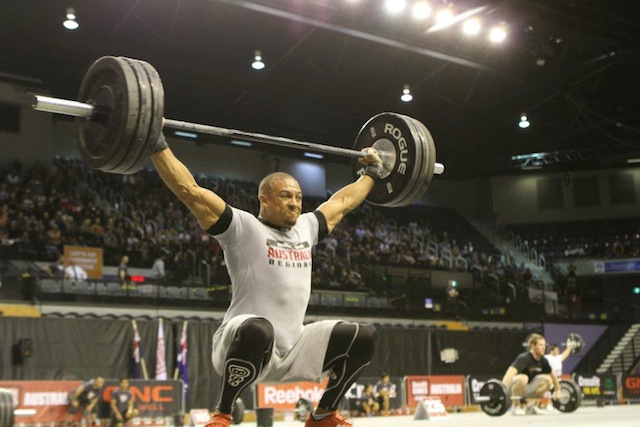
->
[[151, 253, 166, 283], [65, 261, 89, 282], [361, 384, 380, 417], [43, 255, 65, 279], [612, 236, 624, 257], [374, 373, 397, 416]]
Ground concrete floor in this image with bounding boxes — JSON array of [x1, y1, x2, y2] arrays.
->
[[264, 405, 639, 427]]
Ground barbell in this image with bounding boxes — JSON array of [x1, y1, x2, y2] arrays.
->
[[476, 379, 582, 416], [32, 56, 444, 208], [0, 388, 37, 427]]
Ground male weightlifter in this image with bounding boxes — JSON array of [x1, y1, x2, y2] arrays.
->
[[150, 132, 384, 427], [502, 333, 562, 415]]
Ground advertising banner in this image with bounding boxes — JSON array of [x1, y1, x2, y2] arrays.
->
[[64, 245, 103, 279], [0, 380, 81, 425], [405, 375, 465, 408], [255, 379, 328, 411], [101, 379, 183, 419], [574, 374, 617, 399], [621, 375, 640, 399], [466, 375, 501, 404], [0, 380, 182, 426], [593, 259, 640, 274]]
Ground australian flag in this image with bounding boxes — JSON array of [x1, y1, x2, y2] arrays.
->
[[176, 321, 189, 403]]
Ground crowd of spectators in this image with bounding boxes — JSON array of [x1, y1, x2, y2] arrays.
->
[[508, 220, 640, 260], [2, 159, 538, 305]]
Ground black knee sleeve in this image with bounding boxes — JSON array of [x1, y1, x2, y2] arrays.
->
[[318, 323, 377, 411], [229, 317, 275, 363], [323, 322, 377, 371], [217, 317, 274, 414]]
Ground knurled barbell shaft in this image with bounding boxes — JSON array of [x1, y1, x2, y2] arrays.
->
[[33, 95, 444, 174]]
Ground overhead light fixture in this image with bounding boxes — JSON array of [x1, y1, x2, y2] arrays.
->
[[426, 6, 487, 33], [385, 0, 406, 14], [489, 26, 507, 43], [304, 152, 324, 159], [231, 140, 253, 147], [400, 84, 413, 102], [462, 19, 481, 36], [519, 114, 531, 129], [627, 158, 640, 164], [412, 2, 431, 20], [174, 131, 198, 139], [435, 9, 454, 27], [252, 50, 265, 70], [63, 7, 79, 30]]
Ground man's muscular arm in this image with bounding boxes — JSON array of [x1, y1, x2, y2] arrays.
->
[[502, 366, 518, 388], [151, 147, 225, 230], [317, 148, 381, 233]]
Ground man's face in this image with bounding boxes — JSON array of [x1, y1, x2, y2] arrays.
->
[[94, 377, 105, 389], [260, 177, 302, 227], [119, 379, 129, 390], [532, 339, 547, 358]]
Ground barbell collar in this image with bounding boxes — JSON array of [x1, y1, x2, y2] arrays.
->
[[33, 95, 444, 175]]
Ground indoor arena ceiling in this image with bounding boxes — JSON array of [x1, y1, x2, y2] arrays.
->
[[2, 0, 640, 179]]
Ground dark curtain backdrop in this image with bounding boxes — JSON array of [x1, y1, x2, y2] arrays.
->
[[2, 317, 530, 410], [0, 317, 214, 410], [363, 327, 433, 377], [432, 329, 531, 375]]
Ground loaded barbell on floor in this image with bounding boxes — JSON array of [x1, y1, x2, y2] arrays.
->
[[32, 56, 444, 208], [0, 388, 37, 427], [476, 379, 582, 416]]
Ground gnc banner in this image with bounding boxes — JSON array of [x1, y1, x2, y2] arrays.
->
[[0, 380, 183, 426], [0, 380, 81, 424], [405, 375, 465, 408], [622, 375, 640, 399], [100, 380, 183, 419], [256, 379, 329, 411]]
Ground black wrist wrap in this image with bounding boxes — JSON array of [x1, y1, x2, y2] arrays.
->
[[363, 163, 384, 183]]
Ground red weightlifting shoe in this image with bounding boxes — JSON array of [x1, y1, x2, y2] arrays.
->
[[305, 412, 353, 427], [204, 412, 232, 427]]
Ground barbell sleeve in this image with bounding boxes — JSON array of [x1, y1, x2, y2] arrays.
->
[[33, 95, 94, 118], [33, 95, 444, 174]]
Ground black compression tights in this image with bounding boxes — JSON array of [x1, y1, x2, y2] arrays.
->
[[317, 323, 377, 411], [217, 317, 274, 414]]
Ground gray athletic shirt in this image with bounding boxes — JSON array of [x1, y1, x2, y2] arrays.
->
[[208, 205, 328, 354]]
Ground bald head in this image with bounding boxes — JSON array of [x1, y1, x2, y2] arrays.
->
[[258, 172, 298, 197], [258, 172, 302, 227]]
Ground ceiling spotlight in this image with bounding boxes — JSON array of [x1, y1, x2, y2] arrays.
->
[[385, 0, 406, 14], [412, 2, 431, 20], [401, 85, 413, 102], [489, 26, 507, 43], [252, 50, 265, 70], [435, 9, 454, 27], [462, 19, 481, 36], [519, 114, 530, 129], [63, 7, 79, 30]]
